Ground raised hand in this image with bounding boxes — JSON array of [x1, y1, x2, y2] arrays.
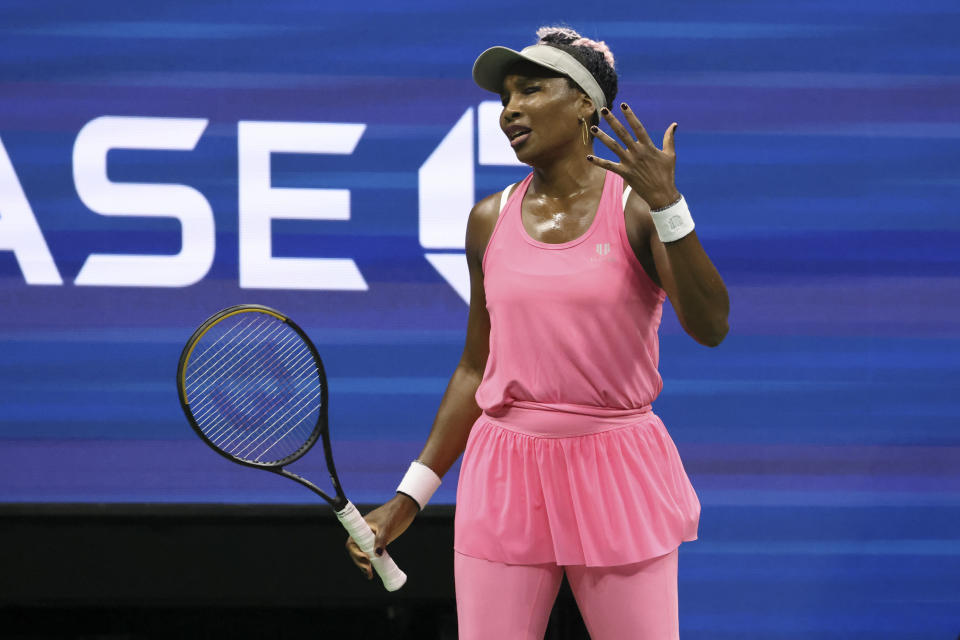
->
[[586, 103, 681, 210]]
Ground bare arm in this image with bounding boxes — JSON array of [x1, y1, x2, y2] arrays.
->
[[626, 192, 729, 348], [651, 226, 729, 347], [398, 192, 500, 503], [589, 104, 729, 347], [346, 192, 502, 573]]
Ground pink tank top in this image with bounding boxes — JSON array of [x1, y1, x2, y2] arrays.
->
[[475, 169, 668, 419]]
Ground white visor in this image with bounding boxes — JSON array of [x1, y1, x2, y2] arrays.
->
[[472, 44, 606, 115]]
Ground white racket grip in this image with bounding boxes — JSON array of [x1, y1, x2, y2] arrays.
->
[[335, 500, 407, 592]]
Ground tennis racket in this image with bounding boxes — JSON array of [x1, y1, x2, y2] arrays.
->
[[175, 303, 406, 591]]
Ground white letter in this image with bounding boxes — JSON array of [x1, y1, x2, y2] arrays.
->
[[0, 136, 63, 285], [73, 116, 214, 287], [238, 121, 367, 290]]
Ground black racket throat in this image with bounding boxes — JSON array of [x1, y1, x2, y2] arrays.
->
[[274, 468, 349, 510]]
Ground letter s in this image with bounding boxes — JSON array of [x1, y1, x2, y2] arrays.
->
[[73, 116, 214, 287]]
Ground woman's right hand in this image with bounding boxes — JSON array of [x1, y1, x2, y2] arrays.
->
[[345, 493, 420, 580]]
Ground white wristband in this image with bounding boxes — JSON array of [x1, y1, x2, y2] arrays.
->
[[651, 194, 694, 243], [396, 460, 441, 511]]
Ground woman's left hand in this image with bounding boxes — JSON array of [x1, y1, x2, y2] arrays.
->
[[587, 103, 681, 210]]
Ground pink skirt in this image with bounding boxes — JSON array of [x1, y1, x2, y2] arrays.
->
[[453, 402, 701, 567]]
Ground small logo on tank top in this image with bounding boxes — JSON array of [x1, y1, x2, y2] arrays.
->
[[590, 241, 615, 263]]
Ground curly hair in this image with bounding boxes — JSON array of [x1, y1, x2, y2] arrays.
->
[[534, 25, 619, 127]]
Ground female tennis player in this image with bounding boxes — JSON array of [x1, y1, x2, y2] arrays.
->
[[347, 25, 729, 638]]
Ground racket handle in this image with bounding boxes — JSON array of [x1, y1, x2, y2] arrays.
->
[[335, 500, 407, 592]]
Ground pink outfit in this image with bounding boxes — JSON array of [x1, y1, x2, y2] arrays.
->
[[454, 169, 701, 567], [454, 548, 679, 640]]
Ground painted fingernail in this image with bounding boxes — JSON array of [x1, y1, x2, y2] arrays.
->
[[590, 126, 598, 133], [621, 102, 628, 110], [586, 155, 594, 161], [375, 547, 383, 556], [600, 107, 609, 115]]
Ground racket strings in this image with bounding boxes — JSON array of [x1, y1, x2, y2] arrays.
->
[[188, 319, 287, 403], [203, 361, 311, 448], [213, 355, 318, 456], [236, 345, 321, 461], [184, 312, 323, 464], [194, 334, 319, 461], [233, 385, 324, 460], [200, 336, 314, 438], [217, 358, 315, 445], [185, 315, 261, 383], [191, 326, 302, 429]]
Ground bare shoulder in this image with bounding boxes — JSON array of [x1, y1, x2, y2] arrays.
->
[[465, 188, 509, 264]]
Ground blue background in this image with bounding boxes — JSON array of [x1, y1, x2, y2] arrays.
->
[[1, 1, 958, 636]]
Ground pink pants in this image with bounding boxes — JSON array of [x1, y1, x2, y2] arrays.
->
[[454, 547, 679, 640]]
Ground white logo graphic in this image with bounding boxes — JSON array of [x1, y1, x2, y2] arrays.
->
[[590, 241, 615, 263], [418, 101, 524, 303]]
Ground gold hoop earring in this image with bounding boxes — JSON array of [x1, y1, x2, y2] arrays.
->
[[579, 117, 590, 146]]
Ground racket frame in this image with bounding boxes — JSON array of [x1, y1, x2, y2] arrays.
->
[[176, 304, 345, 509], [176, 303, 407, 591]]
